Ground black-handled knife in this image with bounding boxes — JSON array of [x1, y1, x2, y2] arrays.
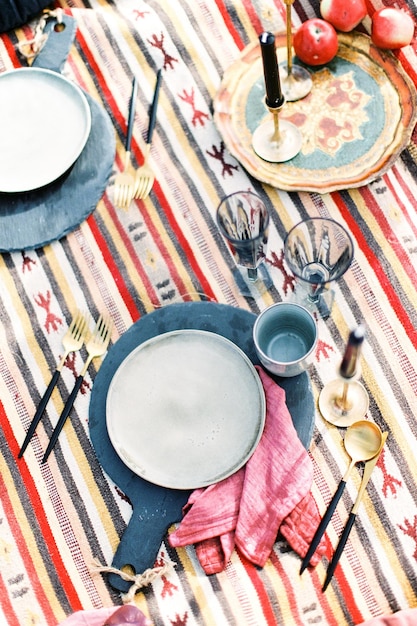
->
[[41, 374, 85, 463], [146, 68, 162, 145], [18, 370, 61, 458], [299, 478, 347, 574]]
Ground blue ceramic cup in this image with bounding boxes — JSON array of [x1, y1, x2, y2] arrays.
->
[[253, 302, 318, 377]]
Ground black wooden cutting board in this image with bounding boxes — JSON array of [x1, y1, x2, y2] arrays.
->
[[89, 302, 315, 592]]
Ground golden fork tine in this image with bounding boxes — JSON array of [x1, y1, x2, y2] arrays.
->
[[137, 178, 152, 200], [114, 77, 138, 210], [114, 156, 134, 209], [18, 310, 89, 458], [135, 178, 146, 199], [42, 314, 113, 463]]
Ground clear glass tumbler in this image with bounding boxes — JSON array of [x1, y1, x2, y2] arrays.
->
[[284, 217, 354, 318], [216, 191, 272, 296]]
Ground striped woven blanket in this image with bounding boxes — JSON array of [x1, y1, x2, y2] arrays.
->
[[1, 0, 417, 624]]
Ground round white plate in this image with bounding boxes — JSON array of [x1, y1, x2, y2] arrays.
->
[[0, 67, 91, 192], [106, 329, 266, 489]]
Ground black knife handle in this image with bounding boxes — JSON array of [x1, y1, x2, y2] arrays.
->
[[18, 369, 61, 458], [126, 77, 138, 152], [42, 374, 84, 463], [322, 512, 356, 591], [300, 479, 347, 574], [146, 69, 162, 144]]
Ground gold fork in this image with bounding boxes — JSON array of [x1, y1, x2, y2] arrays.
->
[[42, 313, 113, 463], [114, 77, 138, 210], [18, 310, 89, 458], [134, 69, 162, 200]]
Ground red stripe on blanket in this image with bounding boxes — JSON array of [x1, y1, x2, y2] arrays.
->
[[139, 182, 218, 301], [331, 566, 365, 625], [269, 550, 306, 624], [241, 0, 264, 33], [388, 167, 417, 239], [0, 471, 59, 625], [332, 192, 416, 346], [362, 177, 417, 286], [3, 33, 22, 68], [307, 566, 343, 626], [239, 554, 279, 625], [71, 27, 130, 175], [0, 571, 20, 626], [2, 410, 83, 618], [102, 195, 161, 308], [213, 0, 246, 50], [85, 207, 142, 321], [73, 29, 122, 130]]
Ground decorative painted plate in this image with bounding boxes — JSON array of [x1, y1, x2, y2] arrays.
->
[[214, 32, 417, 192]]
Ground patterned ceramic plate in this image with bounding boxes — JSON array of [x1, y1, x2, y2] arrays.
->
[[214, 32, 417, 192]]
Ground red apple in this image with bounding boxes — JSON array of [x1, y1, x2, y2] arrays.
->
[[371, 7, 414, 49], [293, 18, 339, 66], [320, 0, 367, 32]]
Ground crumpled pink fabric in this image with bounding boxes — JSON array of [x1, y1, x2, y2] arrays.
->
[[57, 606, 151, 625], [169, 366, 325, 574], [58, 608, 116, 626]]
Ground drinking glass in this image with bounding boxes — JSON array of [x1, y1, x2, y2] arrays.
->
[[284, 217, 354, 318], [216, 191, 272, 296]]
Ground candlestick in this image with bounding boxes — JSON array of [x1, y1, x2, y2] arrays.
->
[[339, 325, 365, 379], [280, 0, 312, 102], [259, 32, 284, 109], [252, 32, 302, 163], [318, 325, 369, 427]]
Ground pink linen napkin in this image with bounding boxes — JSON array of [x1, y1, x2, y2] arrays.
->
[[169, 366, 325, 574], [58, 605, 151, 625]]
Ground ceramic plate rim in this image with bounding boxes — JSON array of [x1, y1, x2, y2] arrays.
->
[[105, 329, 266, 489], [0, 67, 91, 193]]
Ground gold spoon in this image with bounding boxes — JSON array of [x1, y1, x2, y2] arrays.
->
[[300, 420, 383, 573]]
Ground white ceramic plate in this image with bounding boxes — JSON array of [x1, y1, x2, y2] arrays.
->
[[106, 329, 266, 489], [0, 67, 91, 192]]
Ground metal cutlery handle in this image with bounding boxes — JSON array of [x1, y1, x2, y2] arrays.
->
[[126, 77, 138, 152], [300, 479, 346, 574], [322, 432, 388, 590], [41, 374, 84, 463], [322, 512, 356, 591], [146, 69, 162, 144], [18, 369, 61, 458]]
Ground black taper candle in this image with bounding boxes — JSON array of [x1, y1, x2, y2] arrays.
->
[[339, 325, 366, 379], [259, 32, 284, 109]]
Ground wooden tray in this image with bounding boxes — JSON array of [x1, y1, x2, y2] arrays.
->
[[213, 31, 417, 193]]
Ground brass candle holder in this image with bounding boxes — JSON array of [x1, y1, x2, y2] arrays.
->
[[319, 325, 369, 427], [252, 99, 302, 162], [280, 0, 312, 102], [319, 375, 369, 427]]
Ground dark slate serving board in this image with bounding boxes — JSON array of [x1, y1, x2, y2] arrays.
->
[[89, 302, 315, 592], [0, 14, 115, 251]]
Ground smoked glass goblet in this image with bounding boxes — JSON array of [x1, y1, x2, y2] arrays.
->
[[284, 217, 354, 318], [216, 191, 272, 297]]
